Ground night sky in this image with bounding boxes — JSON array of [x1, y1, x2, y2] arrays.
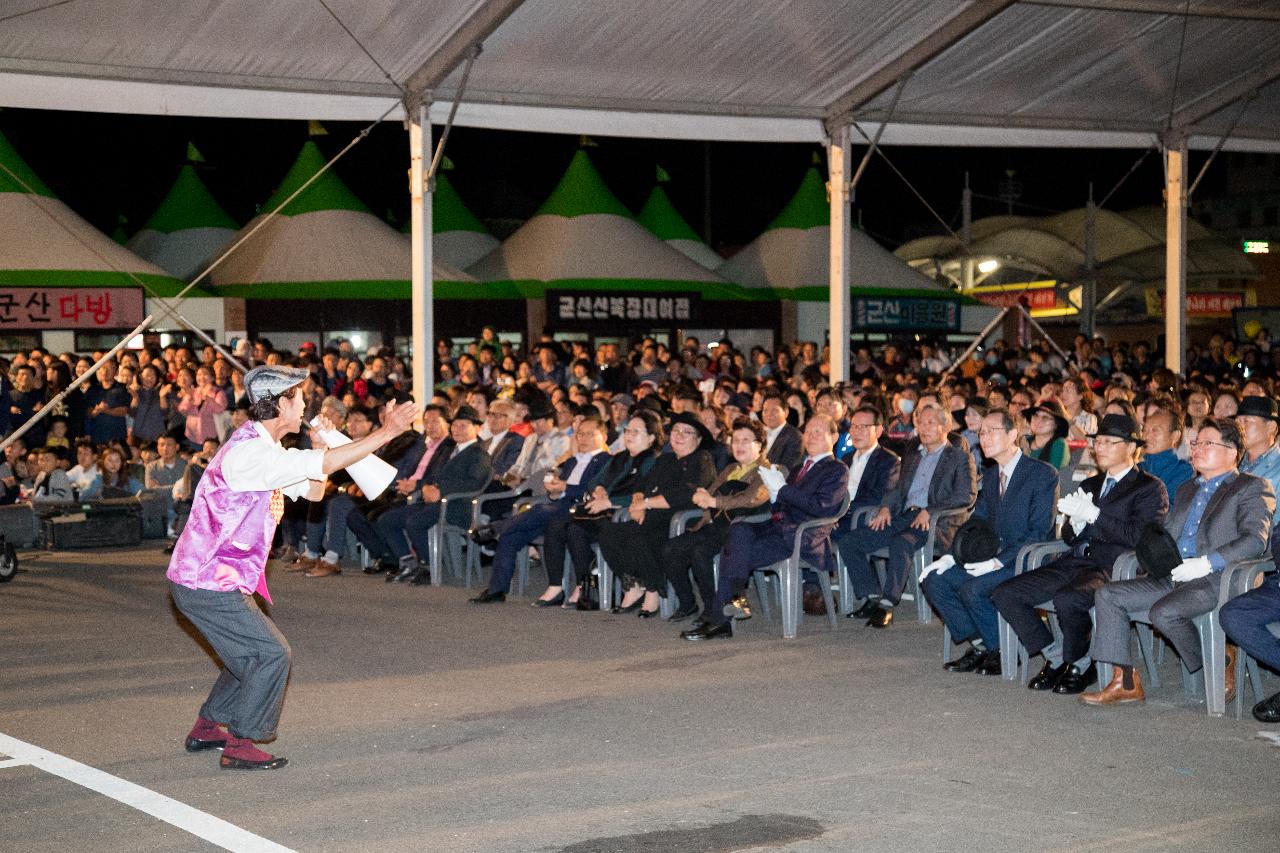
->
[[1, 107, 1223, 258]]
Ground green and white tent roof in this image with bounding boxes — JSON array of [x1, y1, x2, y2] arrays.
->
[[0, 130, 184, 294], [717, 166, 948, 300], [127, 156, 239, 281], [636, 181, 722, 270], [467, 150, 737, 298], [211, 141, 473, 299], [428, 172, 499, 270]]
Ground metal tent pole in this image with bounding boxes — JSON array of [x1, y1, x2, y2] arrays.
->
[[1164, 138, 1188, 373], [408, 98, 434, 406], [828, 124, 852, 384]]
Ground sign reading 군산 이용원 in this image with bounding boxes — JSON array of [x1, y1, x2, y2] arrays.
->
[[0, 288, 145, 329], [549, 289, 700, 328], [854, 296, 959, 331]]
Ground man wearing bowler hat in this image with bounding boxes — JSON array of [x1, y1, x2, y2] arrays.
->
[[1083, 418, 1274, 705], [384, 405, 492, 584], [168, 366, 416, 769], [921, 407, 1059, 676], [1236, 395, 1280, 565], [990, 413, 1168, 695]]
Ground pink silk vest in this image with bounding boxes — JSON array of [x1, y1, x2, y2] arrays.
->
[[166, 422, 278, 602]]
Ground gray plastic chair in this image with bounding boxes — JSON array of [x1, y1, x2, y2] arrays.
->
[[1227, 561, 1278, 720], [996, 540, 1071, 683], [427, 487, 488, 586], [747, 494, 850, 639], [1125, 556, 1274, 717], [868, 505, 972, 625]]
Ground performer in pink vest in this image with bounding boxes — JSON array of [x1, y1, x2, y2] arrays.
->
[[168, 365, 415, 770]]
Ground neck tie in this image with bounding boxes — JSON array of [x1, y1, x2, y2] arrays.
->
[[796, 458, 814, 483], [999, 469, 1007, 498], [1100, 476, 1115, 499]]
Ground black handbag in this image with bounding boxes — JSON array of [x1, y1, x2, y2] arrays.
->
[[575, 572, 599, 610]]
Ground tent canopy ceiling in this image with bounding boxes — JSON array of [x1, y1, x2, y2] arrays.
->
[[3, 1, 1280, 149]]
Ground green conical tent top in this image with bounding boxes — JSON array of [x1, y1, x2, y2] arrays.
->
[[399, 173, 491, 235], [637, 184, 702, 242], [534, 150, 632, 219], [766, 167, 828, 231], [260, 141, 369, 217], [0, 130, 55, 197], [142, 165, 238, 234]]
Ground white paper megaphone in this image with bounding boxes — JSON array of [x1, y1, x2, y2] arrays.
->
[[310, 418, 398, 500]]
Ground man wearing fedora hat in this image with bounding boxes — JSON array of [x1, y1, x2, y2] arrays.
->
[[1236, 395, 1280, 565], [991, 413, 1168, 694], [921, 408, 1059, 676], [383, 406, 493, 584], [1083, 418, 1274, 705]]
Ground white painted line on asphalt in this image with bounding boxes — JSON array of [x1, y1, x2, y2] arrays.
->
[[0, 757, 28, 769], [0, 732, 295, 853]]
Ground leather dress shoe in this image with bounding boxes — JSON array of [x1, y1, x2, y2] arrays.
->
[[221, 754, 288, 770], [532, 591, 565, 607], [469, 589, 506, 603], [802, 588, 827, 616], [184, 734, 226, 752], [304, 560, 341, 578], [665, 603, 699, 622], [1079, 666, 1143, 705], [681, 620, 733, 641], [612, 599, 643, 615], [975, 649, 1003, 676], [1053, 662, 1098, 695], [848, 599, 879, 619], [1252, 690, 1280, 724], [637, 608, 660, 619], [865, 605, 893, 629], [722, 595, 751, 621], [1028, 661, 1068, 691], [389, 558, 418, 583], [408, 566, 432, 585], [943, 647, 985, 673]]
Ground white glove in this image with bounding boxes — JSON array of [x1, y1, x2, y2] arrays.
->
[[1056, 489, 1085, 518], [758, 465, 786, 504], [1074, 492, 1101, 525], [919, 554, 955, 582], [1170, 555, 1212, 583], [964, 558, 1003, 576]]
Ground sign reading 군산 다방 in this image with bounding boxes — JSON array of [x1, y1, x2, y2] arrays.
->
[[0, 288, 145, 329]]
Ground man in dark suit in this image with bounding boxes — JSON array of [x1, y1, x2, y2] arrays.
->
[[840, 403, 978, 628], [385, 406, 492, 584], [471, 413, 611, 603], [1083, 418, 1274, 705], [481, 399, 525, 487], [1222, 573, 1280, 723], [762, 394, 803, 472], [990, 413, 1168, 694], [682, 413, 849, 641], [347, 404, 448, 573], [832, 405, 899, 584], [922, 408, 1059, 676]]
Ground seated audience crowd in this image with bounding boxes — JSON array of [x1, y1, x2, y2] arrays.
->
[[5, 328, 1280, 725]]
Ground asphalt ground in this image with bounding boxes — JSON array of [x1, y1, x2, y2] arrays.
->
[[2, 542, 1278, 852]]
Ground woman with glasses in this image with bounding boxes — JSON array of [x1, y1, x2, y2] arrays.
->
[[562, 410, 663, 606], [599, 412, 716, 617]]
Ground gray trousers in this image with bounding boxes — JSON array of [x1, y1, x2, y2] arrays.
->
[[1090, 573, 1222, 673], [169, 581, 292, 741]]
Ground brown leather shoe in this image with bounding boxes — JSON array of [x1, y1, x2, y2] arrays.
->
[[1224, 645, 1238, 705], [285, 555, 317, 573], [304, 559, 341, 578], [1079, 667, 1144, 705]]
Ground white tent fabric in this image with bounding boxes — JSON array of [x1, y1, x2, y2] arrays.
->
[[469, 213, 724, 283], [721, 225, 948, 295], [0, 194, 177, 283], [2, 2, 1279, 149], [210, 210, 473, 291], [434, 229, 499, 271]]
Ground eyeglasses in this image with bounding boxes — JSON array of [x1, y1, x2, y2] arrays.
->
[[849, 423, 878, 431], [1189, 439, 1235, 451], [671, 427, 699, 437], [1092, 438, 1128, 448], [977, 428, 1011, 436]]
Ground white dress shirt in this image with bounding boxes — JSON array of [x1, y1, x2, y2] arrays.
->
[[221, 421, 326, 500], [846, 447, 875, 500]]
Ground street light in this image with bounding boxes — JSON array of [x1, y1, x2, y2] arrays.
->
[[977, 259, 1000, 274]]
